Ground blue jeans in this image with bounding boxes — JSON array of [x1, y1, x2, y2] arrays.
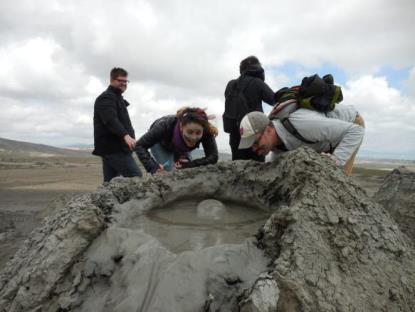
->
[[150, 144, 175, 171], [102, 152, 142, 182], [150, 143, 192, 172]]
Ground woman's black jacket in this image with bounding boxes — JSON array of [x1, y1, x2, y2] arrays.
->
[[135, 115, 218, 173]]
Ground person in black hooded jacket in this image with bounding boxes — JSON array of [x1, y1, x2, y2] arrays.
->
[[224, 56, 275, 161], [135, 107, 218, 174]]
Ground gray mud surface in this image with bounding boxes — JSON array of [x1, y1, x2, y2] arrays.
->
[[0, 189, 87, 268], [136, 198, 269, 253], [0, 147, 414, 311], [0, 164, 101, 268]]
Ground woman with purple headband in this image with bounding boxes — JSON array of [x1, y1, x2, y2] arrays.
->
[[135, 107, 219, 174]]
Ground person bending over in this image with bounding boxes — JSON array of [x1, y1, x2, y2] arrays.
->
[[238, 105, 365, 176], [135, 107, 219, 174]]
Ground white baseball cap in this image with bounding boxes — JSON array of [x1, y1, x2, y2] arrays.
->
[[238, 111, 270, 149]]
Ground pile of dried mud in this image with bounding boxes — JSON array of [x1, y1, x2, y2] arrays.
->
[[375, 166, 415, 243], [1, 147, 414, 312]]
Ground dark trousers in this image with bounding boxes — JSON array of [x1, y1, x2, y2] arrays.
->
[[229, 129, 265, 162], [102, 152, 142, 182]]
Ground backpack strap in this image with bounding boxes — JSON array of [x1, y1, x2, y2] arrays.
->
[[280, 117, 317, 144], [270, 99, 317, 144], [235, 76, 255, 114], [237, 76, 255, 97]]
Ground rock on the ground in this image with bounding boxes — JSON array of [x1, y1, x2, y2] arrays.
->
[[0, 147, 414, 312]]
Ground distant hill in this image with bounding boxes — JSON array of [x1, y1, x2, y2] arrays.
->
[[64, 144, 94, 150], [0, 137, 91, 158], [0, 137, 232, 160]]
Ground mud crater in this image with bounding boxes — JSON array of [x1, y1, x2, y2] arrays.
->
[[127, 197, 270, 253]]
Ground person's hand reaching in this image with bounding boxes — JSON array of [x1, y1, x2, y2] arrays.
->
[[321, 152, 340, 166], [123, 134, 136, 151]]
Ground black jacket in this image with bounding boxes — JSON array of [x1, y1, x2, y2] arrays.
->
[[93, 86, 135, 156], [225, 64, 275, 113], [135, 116, 218, 173]]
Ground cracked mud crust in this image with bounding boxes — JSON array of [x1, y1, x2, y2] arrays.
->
[[0, 147, 414, 312]]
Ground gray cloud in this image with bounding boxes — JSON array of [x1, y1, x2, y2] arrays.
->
[[0, 0, 414, 156]]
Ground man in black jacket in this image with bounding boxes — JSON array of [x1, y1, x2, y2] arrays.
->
[[93, 67, 142, 182], [224, 56, 275, 161]]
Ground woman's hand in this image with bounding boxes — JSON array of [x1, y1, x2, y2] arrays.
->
[[155, 164, 165, 174], [175, 158, 189, 169]]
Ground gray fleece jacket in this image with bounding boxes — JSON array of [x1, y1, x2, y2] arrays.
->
[[272, 105, 365, 165]]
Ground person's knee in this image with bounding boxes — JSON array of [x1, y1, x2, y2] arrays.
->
[[124, 158, 142, 177], [102, 157, 117, 182], [124, 169, 142, 178], [110, 153, 142, 178]]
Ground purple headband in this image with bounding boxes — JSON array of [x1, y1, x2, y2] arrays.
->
[[181, 109, 208, 122]]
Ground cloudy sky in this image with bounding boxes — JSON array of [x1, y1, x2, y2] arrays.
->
[[0, 0, 414, 159]]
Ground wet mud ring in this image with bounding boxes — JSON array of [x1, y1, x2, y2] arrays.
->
[[1, 147, 415, 312], [108, 164, 279, 254]]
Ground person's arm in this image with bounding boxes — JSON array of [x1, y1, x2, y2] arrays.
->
[[257, 80, 275, 106], [135, 121, 169, 173], [182, 134, 218, 168], [331, 123, 364, 165]]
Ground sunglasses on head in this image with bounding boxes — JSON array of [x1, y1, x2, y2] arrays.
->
[[182, 109, 208, 121]]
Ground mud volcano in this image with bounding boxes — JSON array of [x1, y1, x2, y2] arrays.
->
[[1, 147, 414, 312]]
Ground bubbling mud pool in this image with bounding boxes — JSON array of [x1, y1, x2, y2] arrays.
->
[[124, 198, 270, 254]]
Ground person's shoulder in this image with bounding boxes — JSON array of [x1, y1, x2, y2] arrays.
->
[[151, 115, 177, 129], [246, 76, 263, 82], [225, 78, 237, 91], [238, 76, 268, 93], [202, 129, 216, 140], [96, 87, 117, 102], [332, 104, 357, 114], [248, 76, 268, 87], [291, 107, 355, 126], [226, 78, 237, 85], [291, 108, 323, 118], [160, 115, 177, 124], [327, 105, 358, 122]]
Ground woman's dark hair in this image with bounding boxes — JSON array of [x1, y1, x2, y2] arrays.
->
[[239, 56, 260, 74], [110, 67, 128, 80], [176, 107, 218, 136]]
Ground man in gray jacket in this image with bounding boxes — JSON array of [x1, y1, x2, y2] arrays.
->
[[238, 105, 365, 175]]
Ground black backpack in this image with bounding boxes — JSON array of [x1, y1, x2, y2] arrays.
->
[[222, 77, 253, 133], [269, 74, 343, 145], [273, 74, 343, 113]]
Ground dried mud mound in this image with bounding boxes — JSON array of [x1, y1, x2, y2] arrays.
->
[[0, 147, 414, 312], [375, 166, 415, 242]]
